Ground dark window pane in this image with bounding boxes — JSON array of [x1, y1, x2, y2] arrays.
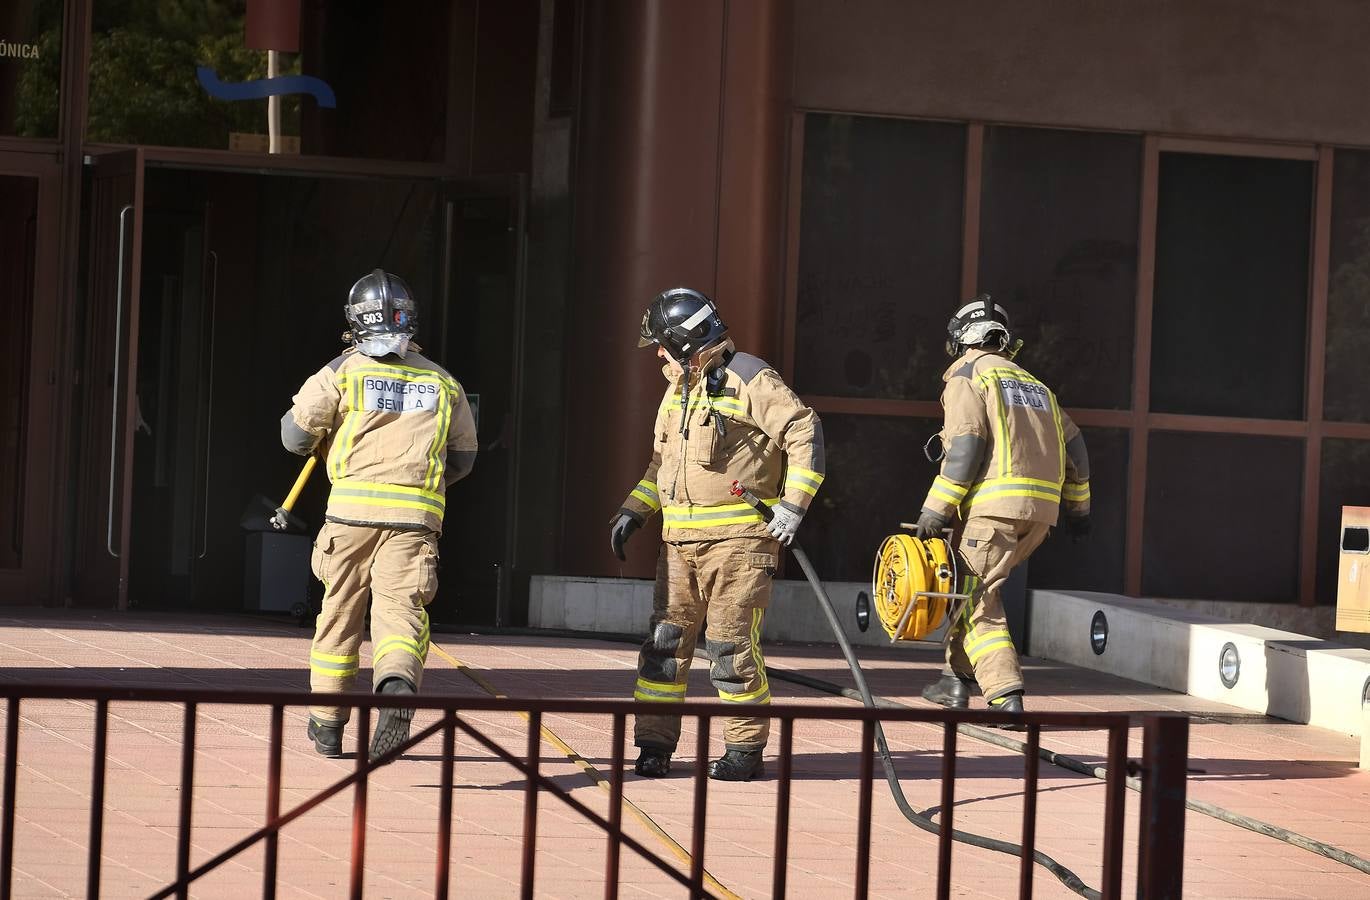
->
[[1325, 150, 1370, 422], [1143, 432, 1302, 602], [1315, 439, 1370, 605], [978, 127, 1140, 410], [795, 114, 964, 400], [87, 2, 451, 161], [795, 414, 941, 581], [1026, 427, 1129, 593], [0, 0, 61, 139], [0, 175, 38, 568], [1150, 153, 1312, 419]]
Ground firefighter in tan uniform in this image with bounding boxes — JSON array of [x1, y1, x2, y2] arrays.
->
[[610, 288, 824, 782], [281, 269, 478, 760], [915, 295, 1090, 720]]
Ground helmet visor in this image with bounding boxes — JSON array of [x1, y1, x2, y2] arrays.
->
[[637, 309, 657, 348]]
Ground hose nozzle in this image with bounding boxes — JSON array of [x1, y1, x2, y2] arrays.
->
[[729, 480, 774, 523]]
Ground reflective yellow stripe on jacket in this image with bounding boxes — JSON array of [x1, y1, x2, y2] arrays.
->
[[784, 465, 825, 498], [964, 477, 1063, 508], [659, 395, 748, 418], [1062, 483, 1091, 503], [631, 480, 662, 512], [662, 498, 780, 529], [343, 363, 458, 392], [929, 475, 969, 506], [423, 381, 453, 492], [329, 373, 367, 480], [331, 480, 446, 515], [967, 366, 1066, 509], [328, 367, 457, 483]]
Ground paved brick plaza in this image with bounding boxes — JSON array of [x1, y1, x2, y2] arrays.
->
[[0, 609, 1367, 899]]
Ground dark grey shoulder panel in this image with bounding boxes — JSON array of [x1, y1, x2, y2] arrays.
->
[[326, 354, 348, 372], [726, 352, 772, 385], [950, 360, 976, 380], [1065, 433, 1091, 481], [942, 434, 986, 482], [447, 449, 478, 483], [280, 412, 318, 456]]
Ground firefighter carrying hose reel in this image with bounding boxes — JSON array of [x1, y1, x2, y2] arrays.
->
[[905, 294, 1091, 720]]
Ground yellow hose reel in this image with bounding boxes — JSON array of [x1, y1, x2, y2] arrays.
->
[[864, 532, 969, 641]]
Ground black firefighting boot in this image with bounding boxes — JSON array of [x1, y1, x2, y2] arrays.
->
[[707, 749, 764, 782], [307, 717, 344, 758], [369, 677, 416, 761], [634, 747, 672, 778], [988, 691, 1026, 731], [921, 673, 974, 709]]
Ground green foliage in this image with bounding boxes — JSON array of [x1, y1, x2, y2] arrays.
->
[[13, 27, 60, 138], [15, 0, 300, 147]]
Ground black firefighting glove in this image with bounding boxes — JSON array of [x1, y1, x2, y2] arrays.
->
[[914, 508, 950, 540], [1064, 514, 1091, 543], [609, 511, 641, 561]]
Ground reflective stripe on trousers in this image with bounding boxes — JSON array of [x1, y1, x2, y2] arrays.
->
[[633, 537, 778, 752], [308, 521, 440, 724]]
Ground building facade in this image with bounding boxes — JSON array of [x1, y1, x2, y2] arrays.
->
[[3, 0, 1369, 626]]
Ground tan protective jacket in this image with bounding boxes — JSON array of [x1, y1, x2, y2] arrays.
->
[[921, 349, 1089, 525], [618, 340, 825, 542], [282, 347, 478, 532]]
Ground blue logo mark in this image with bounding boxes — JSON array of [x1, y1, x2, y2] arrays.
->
[[197, 66, 336, 108]]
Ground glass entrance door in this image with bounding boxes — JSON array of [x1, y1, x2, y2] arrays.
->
[[118, 165, 524, 624], [0, 154, 61, 604]]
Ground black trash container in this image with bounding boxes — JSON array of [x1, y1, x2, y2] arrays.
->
[[240, 495, 313, 618]]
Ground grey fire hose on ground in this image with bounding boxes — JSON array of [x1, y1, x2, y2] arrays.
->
[[727, 481, 1101, 898], [420, 482, 1370, 892], [728, 481, 1370, 885], [433, 620, 1370, 888]]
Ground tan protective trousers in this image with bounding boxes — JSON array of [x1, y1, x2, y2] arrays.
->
[[308, 520, 439, 723], [634, 537, 779, 753], [944, 516, 1050, 702]]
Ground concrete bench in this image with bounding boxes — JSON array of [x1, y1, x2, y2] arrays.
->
[[1030, 589, 1370, 765]]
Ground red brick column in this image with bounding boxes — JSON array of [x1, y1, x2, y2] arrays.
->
[[561, 0, 792, 576]]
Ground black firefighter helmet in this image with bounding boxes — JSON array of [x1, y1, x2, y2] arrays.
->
[[638, 287, 728, 361], [345, 268, 417, 358], [945, 293, 1013, 358]]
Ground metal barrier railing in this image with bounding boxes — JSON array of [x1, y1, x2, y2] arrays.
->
[[0, 685, 1188, 900]]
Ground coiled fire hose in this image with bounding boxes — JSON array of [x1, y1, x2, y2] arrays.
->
[[727, 482, 1101, 898]]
